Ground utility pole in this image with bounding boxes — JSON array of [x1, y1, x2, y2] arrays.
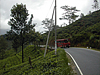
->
[[44, 7, 55, 57], [44, 27, 51, 57], [55, 0, 57, 55]]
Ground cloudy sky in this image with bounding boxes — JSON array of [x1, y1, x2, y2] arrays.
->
[[0, 0, 98, 35]]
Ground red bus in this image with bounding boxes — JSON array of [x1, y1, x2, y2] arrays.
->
[[57, 39, 70, 48]]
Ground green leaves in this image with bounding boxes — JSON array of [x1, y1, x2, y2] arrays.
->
[[8, 3, 34, 36], [92, 0, 99, 10], [8, 3, 36, 62], [0, 46, 72, 75], [0, 36, 8, 59], [60, 5, 80, 24]]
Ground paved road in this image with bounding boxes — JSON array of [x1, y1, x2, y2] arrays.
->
[[64, 48, 100, 75]]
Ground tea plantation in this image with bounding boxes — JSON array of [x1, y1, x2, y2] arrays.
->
[[0, 45, 73, 75]]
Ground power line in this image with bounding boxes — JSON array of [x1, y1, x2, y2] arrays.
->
[[39, 0, 55, 33], [44, 6, 55, 57], [45, 0, 55, 18]]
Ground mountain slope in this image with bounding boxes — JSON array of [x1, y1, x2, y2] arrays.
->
[[48, 10, 100, 49], [0, 46, 72, 75], [57, 10, 100, 36]]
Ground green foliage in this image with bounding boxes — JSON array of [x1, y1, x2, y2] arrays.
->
[[60, 5, 80, 24], [12, 35, 21, 53], [0, 45, 43, 70], [3, 49, 16, 58], [0, 47, 72, 75], [0, 36, 8, 50], [7, 3, 36, 62], [80, 13, 84, 18], [92, 0, 99, 10], [0, 36, 8, 59], [43, 10, 100, 50]]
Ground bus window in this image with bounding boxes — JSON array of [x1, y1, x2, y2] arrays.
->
[[64, 40, 68, 43]]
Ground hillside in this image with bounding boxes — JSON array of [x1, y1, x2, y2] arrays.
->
[[0, 45, 43, 70], [0, 45, 73, 75], [57, 10, 100, 35], [47, 10, 100, 49]]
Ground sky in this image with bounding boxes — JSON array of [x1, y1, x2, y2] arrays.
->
[[0, 0, 98, 35]]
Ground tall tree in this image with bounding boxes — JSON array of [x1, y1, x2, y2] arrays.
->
[[89, 11, 92, 15], [42, 18, 54, 31], [12, 35, 21, 53], [6, 30, 21, 53], [8, 3, 35, 63], [80, 13, 84, 18], [60, 5, 80, 24], [92, 0, 99, 10]]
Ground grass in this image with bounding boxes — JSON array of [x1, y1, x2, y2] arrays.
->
[[0, 45, 73, 75]]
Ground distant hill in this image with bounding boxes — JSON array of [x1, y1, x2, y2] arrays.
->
[[0, 29, 10, 35], [57, 10, 100, 35], [47, 10, 100, 49]]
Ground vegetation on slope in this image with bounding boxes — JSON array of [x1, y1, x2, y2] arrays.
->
[[44, 10, 100, 50], [0, 45, 72, 75], [0, 45, 43, 70]]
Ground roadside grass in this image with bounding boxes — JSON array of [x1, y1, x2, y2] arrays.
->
[[0, 45, 43, 70], [0, 45, 73, 75]]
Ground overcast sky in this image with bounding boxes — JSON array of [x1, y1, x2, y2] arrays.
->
[[0, 0, 98, 35]]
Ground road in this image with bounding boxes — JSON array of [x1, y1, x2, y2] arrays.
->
[[64, 48, 100, 75]]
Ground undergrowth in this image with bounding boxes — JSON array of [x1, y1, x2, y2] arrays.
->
[[0, 45, 72, 75]]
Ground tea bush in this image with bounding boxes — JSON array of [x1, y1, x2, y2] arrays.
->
[[0, 46, 72, 75]]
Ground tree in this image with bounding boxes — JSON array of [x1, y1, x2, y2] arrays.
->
[[92, 0, 99, 10], [8, 3, 35, 63], [42, 18, 54, 57], [80, 13, 84, 18], [12, 35, 21, 53], [60, 5, 80, 24], [42, 18, 54, 31], [0, 36, 8, 59], [6, 30, 21, 53], [26, 29, 35, 45]]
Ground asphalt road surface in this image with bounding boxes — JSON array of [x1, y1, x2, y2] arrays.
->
[[64, 48, 100, 75]]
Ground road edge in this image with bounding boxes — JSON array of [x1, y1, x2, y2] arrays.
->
[[65, 51, 83, 75]]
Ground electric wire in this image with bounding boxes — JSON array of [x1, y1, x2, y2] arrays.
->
[[45, 0, 55, 18], [39, 0, 55, 33]]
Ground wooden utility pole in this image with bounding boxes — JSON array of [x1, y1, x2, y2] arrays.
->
[[55, 0, 57, 55]]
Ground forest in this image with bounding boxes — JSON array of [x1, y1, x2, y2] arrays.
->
[[43, 10, 100, 50]]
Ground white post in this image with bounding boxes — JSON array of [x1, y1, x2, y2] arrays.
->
[[55, 0, 57, 55], [44, 29, 51, 57], [44, 7, 55, 57]]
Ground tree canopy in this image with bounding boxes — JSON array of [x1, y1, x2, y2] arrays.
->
[[7, 3, 35, 62], [60, 5, 80, 24], [42, 10, 100, 49]]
